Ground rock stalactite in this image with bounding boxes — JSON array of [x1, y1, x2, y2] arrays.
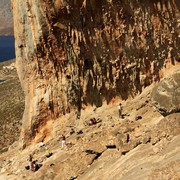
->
[[11, 0, 180, 146]]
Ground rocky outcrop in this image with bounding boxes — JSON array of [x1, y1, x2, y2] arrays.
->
[[151, 67, 180, 116], [11, 0, 180, 146]]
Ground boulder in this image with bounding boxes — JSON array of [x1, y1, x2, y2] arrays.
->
[[151, 68, 180, 116]]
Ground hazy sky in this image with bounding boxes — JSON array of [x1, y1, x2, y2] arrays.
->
[[0, 0, 13, 31]]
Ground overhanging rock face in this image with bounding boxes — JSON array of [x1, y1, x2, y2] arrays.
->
[[151, 67, 180, 116], [11, 0, 180, 146]]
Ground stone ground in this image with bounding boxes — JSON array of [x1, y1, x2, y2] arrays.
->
[[0, 71, 179, 179]]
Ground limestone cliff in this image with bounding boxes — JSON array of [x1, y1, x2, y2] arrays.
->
[[11, 0, 180, 146]]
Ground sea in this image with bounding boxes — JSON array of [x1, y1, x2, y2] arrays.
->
[[0, 36, 15, 62]]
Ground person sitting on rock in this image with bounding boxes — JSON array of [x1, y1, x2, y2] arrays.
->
[[31, 160, 42, 172], [30, 161, 36, 172], [70, 128, 75, 135], [66, 141, 73, 149], [35, 162, 42, 171], [28, 154, 33, 170], [45, 147, 53, 158], [88, 118, 97, 125], [39, 140, 45, 148]]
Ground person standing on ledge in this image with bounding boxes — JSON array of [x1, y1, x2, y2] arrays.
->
[[118, 103, 123, 118], [61, 134, 66, 148]]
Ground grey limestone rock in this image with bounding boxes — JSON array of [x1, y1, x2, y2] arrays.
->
[[151, 67, 180, 116]]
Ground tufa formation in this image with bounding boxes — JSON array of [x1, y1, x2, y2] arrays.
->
[[11, 0, 180, 147]]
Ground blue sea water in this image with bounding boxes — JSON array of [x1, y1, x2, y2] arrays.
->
[[0, 36, 15, 62]]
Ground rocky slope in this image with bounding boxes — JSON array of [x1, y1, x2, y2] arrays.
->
[[12, 0, 180, 147], [0, 59, 24, 152], [0, 0, 13, 35], [0, 71, 179, 179]]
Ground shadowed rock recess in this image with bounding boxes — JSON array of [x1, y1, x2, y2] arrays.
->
[[12, 0, 179, 147]]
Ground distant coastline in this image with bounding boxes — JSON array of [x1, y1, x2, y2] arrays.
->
[[0, 36, 15, 62], [0, 27, 14, 36]]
